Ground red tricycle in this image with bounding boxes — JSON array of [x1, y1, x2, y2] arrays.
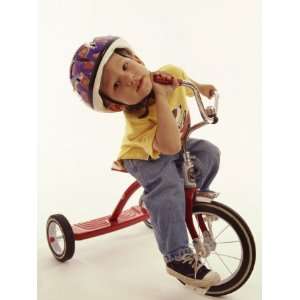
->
[[46, 78, 256, 297]]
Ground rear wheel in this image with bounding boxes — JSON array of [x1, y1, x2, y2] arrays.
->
[[190, 201, 256, 296], [46, 214, 75, 262]]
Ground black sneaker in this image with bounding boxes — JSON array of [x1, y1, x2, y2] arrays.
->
[[166, 253, 221, 288]]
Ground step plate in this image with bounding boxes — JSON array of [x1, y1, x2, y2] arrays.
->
[[72, 206, 149, 240]]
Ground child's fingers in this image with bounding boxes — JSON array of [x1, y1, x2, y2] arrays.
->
[[172, 77, 181, 87], [153, 71, 174, 84]]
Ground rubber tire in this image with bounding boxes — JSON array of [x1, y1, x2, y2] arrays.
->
[[46, 214, 75, 262], [138, 197, 153, 229], [191, 201, 256, 297]]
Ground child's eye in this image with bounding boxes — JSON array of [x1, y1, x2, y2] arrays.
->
[[123, 62, 128, 71]]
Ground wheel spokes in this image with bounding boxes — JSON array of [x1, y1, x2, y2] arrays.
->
[[217, 240, 240, 244], [212, 252, 241, 261], [213, 251, 233, 275], [214, 224, 230, 240]]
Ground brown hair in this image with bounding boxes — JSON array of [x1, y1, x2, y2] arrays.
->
[[100, 48, 155, 118]]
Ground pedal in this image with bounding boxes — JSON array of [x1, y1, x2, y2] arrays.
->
[[195, 191, 219, 202]]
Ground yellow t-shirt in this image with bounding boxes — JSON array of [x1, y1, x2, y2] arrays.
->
[[117, 64, 193, 162]]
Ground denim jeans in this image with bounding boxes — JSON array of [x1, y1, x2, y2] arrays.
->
[[123, 138, 220, 263]]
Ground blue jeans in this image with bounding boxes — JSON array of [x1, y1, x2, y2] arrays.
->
[[123, 138, 220, 263]]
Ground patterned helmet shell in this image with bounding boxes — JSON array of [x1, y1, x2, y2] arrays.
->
[[70, 36, 133, 113]]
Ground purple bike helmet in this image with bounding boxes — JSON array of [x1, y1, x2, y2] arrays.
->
[[70, 36, 133, 113]]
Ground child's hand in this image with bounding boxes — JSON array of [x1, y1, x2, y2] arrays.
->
[[151, 71, 180, 99], [198, 84, 217, 99]]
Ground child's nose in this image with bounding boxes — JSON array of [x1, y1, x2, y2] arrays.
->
[[122, 73, 139, 88]]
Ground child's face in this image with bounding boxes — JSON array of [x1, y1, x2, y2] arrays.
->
[[100, 53, 152, 105]]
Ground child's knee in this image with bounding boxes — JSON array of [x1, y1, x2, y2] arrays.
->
[[192, 140, 221, 173], [201, 140, 221, 159], [208, 142, 221, 171]]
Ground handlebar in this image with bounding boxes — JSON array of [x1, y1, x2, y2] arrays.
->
[[180, 80, 219, 124], [153, 73, 219, 124]]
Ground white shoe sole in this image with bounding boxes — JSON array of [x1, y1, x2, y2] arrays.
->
[[166, 267, 221, 288]]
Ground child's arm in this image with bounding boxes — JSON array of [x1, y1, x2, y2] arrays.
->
[[151, 72, 181, 155], [153, 94, 181, 155]]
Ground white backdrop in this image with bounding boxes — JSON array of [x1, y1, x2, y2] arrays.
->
[[38, 0, 261, 299]]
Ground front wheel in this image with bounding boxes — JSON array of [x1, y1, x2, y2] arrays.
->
[[191, 201, 256, 297]]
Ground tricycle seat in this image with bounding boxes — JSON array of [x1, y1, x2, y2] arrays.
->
[[111, 160, 128, 173]]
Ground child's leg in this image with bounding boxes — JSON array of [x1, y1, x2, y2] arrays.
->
[[123, 155, 193, 263], [185, 138, 221, 191], [123, 153, 221, 287]]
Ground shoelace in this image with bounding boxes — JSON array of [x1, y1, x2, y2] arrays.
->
[[179, 253, 203, 279]]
